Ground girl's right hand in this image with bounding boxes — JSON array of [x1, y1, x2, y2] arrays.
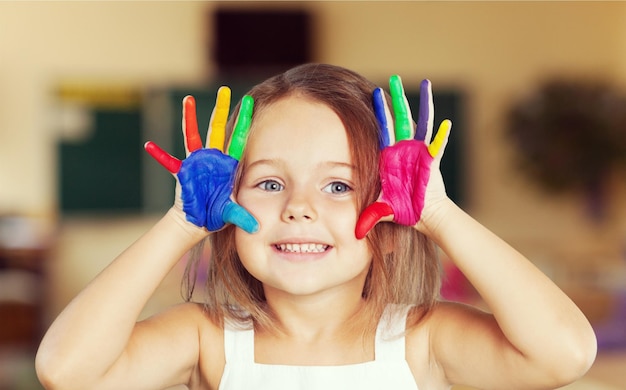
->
[[144, 87, 259, 234]]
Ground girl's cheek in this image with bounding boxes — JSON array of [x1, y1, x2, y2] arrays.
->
[[237, 189, 270, 218]]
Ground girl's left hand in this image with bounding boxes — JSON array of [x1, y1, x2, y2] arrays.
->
[[355, 76, 452, 239]]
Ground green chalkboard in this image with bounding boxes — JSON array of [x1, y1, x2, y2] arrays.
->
[[58, 108, 142, 213]]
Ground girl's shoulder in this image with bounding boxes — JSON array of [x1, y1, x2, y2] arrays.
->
[[152, 302, 219, 329], [404, 301, 483, 389], [153, 302, 226, 388], [403, 304, 443, 389]]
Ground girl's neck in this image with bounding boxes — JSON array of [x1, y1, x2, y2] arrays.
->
[[254, 296, 375, 366], [260, 288, 368, 342]]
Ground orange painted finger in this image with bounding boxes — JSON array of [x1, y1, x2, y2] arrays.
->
[[183, 95, 202, 154], [144, 141, 182, 174]]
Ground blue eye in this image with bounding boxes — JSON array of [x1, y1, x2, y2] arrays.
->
[[323, 182, 352, 194], [258, 180, 284, 192]]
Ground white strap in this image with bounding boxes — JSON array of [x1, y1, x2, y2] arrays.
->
[[374, 304, 412, 361], [224, 324, 255, 363]]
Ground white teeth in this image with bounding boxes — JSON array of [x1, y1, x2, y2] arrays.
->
[[276, 243, 328, 253]]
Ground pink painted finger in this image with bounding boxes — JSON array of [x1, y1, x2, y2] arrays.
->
[[183, 95, 202, 154], [355, 201, 394, 239], [144, 141, 182, 174]]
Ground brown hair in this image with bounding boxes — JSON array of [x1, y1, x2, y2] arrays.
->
[[184, 64, 440, 333]]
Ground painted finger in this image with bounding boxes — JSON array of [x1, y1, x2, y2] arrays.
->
[[389, 75, 414, 141], [428, 119, 452, 158], [355, 201, 394, 240], [227, 95, 254, 161], [183, 96, 202, 155], [207, 86, 231, 151], [415, 79, 434, 143], [373, 87, 395, 149], [223, 201, 259, 234], [144, 141, 182, 174]]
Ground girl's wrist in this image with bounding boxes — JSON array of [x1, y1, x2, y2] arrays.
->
[[164, 207, 210, 244], [416, 197, 457, 240]]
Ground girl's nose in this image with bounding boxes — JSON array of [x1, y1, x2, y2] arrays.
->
[[282, 191, 317, 222]]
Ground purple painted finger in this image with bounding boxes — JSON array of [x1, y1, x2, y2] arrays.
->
[[415, 79, 433, 142]]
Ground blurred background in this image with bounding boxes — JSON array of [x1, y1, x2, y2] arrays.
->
[[1, 1, 626, 389]]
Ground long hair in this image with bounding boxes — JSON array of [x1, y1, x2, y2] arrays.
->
[[183, 64, 441, 333]]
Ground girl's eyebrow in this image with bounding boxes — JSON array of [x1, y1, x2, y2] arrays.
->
[[245, 159, 355, 171], [245, 158, 283, 171], [325, 161, 356, 171]]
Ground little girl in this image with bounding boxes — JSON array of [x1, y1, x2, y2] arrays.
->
[[36, 63, 596, 390]]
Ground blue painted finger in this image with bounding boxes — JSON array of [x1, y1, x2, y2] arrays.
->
[[223, 201, 259, 233], [373, 87, 394, 149]]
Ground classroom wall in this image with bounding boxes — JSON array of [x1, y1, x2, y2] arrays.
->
[[1, 1, 626, 313]]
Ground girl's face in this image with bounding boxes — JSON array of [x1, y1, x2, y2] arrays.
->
[[235, 95, 373, 301]]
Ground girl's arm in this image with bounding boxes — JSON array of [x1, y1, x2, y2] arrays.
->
[[36, 210, 209, 389], [357, 76, 596, 389], [36, 89, 257, 389], [421, 197, 597, 389]]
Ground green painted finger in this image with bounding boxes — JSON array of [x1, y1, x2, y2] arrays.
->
[[389, 75, 414, 141], [227, 95, 254, 161]]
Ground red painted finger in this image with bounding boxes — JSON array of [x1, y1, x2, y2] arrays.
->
[[355, 201, 394, 239], [183, 95, 202, 153], [144, 141, 182, 174]]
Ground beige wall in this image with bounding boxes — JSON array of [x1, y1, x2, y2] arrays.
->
[[1, 1, 626, 304], [314, 2, 626, 249], [0, 1, 208, 220]]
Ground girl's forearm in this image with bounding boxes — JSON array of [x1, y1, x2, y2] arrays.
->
[[422, 199, 596, 369], [36, 209, 207, 385]]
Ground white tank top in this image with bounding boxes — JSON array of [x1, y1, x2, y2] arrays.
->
[[219, 305, 418, 390]]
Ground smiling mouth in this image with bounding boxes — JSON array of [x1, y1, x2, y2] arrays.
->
[[274, 243, 330, 253]]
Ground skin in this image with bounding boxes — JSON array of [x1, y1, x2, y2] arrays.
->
[[36, 88, 597, 390], [235, 95, 376, 364]]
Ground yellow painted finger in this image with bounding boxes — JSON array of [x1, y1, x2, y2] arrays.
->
[[208, 86, 231, 151], [428, 119, 452, 157]]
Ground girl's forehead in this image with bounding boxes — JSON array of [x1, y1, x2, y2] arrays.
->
[[243, 96, 351, 161], [250, 96, 343, 135], [252, 93, 325, 120]]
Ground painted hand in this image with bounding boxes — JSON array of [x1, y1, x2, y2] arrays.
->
[[144, 87, 259, 233], [355, 76, 451, 239]]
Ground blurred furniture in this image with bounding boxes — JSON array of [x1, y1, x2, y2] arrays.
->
[[0, 216, 49, 351]]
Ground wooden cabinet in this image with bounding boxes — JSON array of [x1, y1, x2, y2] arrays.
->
[[0, 246, 48, 350]]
